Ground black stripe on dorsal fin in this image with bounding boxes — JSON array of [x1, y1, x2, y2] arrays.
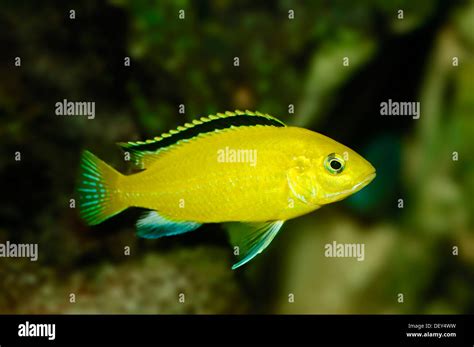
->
[[118, 110, 286, 154]]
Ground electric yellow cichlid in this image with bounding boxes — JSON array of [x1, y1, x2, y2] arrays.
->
[[78, 110, 376, 269]]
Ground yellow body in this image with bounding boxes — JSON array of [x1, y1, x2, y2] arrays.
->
[[115, 126, 374, 223], [78, 111, 376, 269]]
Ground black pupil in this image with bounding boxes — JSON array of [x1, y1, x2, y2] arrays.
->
[[330, 159, 342, 171]]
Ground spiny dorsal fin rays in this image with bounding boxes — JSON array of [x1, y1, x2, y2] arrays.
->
[[117, 110, 286, 168], [119, 110, 285, 150]]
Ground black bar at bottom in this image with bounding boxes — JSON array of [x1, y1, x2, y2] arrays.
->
[[0, 314, 471, 345]]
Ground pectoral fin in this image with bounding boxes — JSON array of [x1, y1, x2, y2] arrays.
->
[[226, 221, 284, 270]]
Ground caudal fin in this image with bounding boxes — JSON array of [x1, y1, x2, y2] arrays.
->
[[77, 150, 127, 225]]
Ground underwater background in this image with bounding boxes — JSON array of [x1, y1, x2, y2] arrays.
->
[[0, 0, 472, 314]]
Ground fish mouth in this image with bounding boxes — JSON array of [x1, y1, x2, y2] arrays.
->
[[324, 172, 376, 199], [352, 172, 376, 193]]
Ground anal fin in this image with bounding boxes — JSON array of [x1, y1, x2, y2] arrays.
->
[[136, 211, 202, 239], [226, 221, 284, 270]]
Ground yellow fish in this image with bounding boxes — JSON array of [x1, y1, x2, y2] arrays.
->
[[78, 110, 376, 269]]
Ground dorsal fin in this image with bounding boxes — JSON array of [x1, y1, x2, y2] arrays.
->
[[118, 110, 286, 168]]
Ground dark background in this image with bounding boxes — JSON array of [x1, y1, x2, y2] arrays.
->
[[0, 0, 472, 314]]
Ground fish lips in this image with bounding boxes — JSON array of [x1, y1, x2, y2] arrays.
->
[[324, 171, 376, 200], [352, 171, 376, 193]]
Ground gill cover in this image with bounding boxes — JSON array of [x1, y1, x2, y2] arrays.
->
[[287, 155, 318, 204]]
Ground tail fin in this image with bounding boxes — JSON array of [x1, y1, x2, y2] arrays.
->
[[77, 150, 127, 225]]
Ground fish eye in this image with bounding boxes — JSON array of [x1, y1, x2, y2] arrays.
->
[[324, 153, 345, 174]]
